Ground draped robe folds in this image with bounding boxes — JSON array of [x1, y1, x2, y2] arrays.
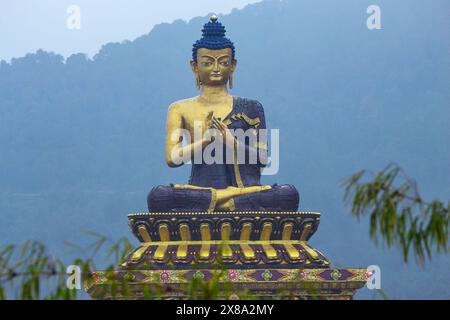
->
[[147, 97, 299, 212]]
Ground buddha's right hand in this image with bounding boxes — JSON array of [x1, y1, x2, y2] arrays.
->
[[216, 185, 270, 202]]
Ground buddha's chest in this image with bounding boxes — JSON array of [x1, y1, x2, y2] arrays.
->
[[182, 103, 233, 130]]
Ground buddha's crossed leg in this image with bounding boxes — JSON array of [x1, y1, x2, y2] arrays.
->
[[147, 184, 299, 212]]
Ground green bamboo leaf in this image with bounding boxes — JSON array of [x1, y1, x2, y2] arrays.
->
[[343, 163, 449, 264]]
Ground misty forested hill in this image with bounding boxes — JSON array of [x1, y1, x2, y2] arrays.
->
[[1, 0, 449, 299]]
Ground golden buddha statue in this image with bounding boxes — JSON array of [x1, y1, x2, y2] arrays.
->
[[86, 16, 368, 300], [147, 15, 299, 213]]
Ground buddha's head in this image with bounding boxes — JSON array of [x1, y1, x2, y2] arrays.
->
[[191, 15, 237, 89]]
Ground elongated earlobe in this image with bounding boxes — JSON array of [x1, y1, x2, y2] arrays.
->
[[228, 74, 233, 90], [195, 74, 201, 90]]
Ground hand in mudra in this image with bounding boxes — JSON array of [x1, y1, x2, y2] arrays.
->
[[216, 185, 273, 210], [210, 114, 235, 148]]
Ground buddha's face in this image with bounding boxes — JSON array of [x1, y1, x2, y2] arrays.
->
[[191, 48, 236, 87]]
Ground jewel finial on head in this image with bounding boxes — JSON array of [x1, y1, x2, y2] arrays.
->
[[210, 15, 218, 23]]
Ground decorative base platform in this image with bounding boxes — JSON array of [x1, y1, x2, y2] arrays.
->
[[85, 268, 368, 300], [86, 211, 368, 300]]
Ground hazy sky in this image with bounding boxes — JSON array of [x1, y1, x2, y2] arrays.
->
[[0, 0, 262, 62]]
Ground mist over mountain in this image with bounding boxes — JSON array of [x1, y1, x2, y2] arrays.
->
[[1, 0, 449, 299]]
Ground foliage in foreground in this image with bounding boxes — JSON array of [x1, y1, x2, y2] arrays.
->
[[343, 162, 449, 264], [0, 231, 133, 300]]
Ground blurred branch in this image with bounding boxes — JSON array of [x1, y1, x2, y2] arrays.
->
[[0, 233, 133, 300], [342, 162, 449, 264]]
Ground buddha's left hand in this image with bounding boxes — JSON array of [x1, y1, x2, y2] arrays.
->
[[211, 115, 236, 148]]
